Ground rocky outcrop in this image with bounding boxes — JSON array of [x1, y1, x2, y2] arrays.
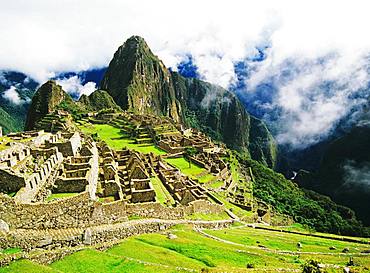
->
[[101, 36, 277, 167], [25, 81, 73, 130]]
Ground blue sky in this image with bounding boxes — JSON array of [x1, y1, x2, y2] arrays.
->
[[1, 0, 370, 148]]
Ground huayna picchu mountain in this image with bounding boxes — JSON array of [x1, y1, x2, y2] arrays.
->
[[25, 80, 74, 130], [25, 81, 121, 130], [101, 36, 277, 168]]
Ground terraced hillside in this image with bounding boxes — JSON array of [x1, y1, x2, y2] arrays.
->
[[1, 224, 369, 273]]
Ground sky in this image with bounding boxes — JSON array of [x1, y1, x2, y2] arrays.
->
[[1, 0, 370, 148]]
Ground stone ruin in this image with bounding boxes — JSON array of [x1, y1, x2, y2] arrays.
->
[[0, 110, 274, 254], [157, 160, 208, 205]]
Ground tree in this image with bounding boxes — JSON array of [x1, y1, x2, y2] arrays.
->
[[185, 146, 198, 168]]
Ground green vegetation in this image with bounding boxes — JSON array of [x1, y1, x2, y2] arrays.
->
[[212, 191, 255, 220], [0, 107, 21, 134], [0, 248, 22, 255], [78, 90, 121, 112], [2, 225, 370, 272], [150, 176, 175, 206], [0, 259, 58, 273], [78, 123, 166, 155], [46, 192, 79, 201], [204, 226, 369, 253], [198, 173, 216, 184], [107, 237, 205, 270], [50, 249, 175, 273], [243, 157, 370, 237], [132, 225, 295, 271], [164, 157, 205, 177], [207, 180, 224, 189]]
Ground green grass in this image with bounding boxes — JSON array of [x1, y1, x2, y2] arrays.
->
[[164, 157, 205, 178], [0, 259, 58, 273], [204, 226, 370, 254], [150, 176, 175, 206], [107, 237, 205, 270], [46, 192, 79, 201], [0, 248, 22, 255], [132, 226, 293, 271], [212, 191, 255, 220], [3, 225, 370, 272], [97, 196, 116, 203], [78, 123, 166, 155], [208, 180, 224, 189], [198, 173, 216, 184], [128, 215, 143, 220], [50, 249, 178, 273]]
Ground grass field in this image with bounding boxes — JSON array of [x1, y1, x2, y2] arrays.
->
[[164, 157, 206, 177], [78, 123, 166, 155], [1, 224, 369, 272]]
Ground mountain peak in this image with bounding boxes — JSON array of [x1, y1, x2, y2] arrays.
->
[[25, 80, 72, 130], [100, 35, 181, 121]]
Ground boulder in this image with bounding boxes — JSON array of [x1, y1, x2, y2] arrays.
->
[[342, 247, 350, 253], [84, 228, 92, 245], [167, 233, 177, 240], [0, 219, 9, 233], [38, 235, 52, 247]]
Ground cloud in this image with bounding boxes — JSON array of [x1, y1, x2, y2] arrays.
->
[[239, 51, 370, 148], [56, 76, 96, 98], [343, 161, 370, 193], [0, 0, 369, 84], [2, 86, 25, 105]]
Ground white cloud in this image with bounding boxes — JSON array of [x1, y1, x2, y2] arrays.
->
[[2, 86, 23, 105], [246, 53, 369, 147], [0, 0, 369, 84], [56, 76, 96, 98]]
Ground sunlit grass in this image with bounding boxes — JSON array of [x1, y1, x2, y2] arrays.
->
[[164, 157, 205, 177], [78, 123, 166, 155]]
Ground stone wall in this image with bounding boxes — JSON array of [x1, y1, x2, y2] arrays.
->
[[0, 218, 233, 254], [54, 178, 88, 193], [0, 192, 225, 230], [0, 192, 94, 229]]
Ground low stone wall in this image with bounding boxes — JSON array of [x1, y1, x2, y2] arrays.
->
[[88, 219, 232, 245], [0, 219, 233, 253], [0, 193, 225, 230]]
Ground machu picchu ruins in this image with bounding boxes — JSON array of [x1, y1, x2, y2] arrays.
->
[[0, 106, 274, 253], [1, 31, 369, 273]]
